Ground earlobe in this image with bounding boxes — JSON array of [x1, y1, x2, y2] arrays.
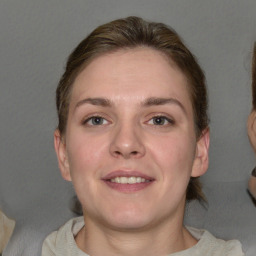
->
[[191, 128, 210, 177], [247, 110, 256, 153], [54, 130, 72, 181]]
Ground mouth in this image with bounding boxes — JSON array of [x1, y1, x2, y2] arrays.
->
[[109, 176, 150, 184], [102, 171, 155, 192]]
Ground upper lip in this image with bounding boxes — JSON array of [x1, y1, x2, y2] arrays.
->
[[102, 170, 154, 181]]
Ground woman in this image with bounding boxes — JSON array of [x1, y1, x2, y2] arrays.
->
[[42, 16, 243, 255], [247, 42, 256, 200]]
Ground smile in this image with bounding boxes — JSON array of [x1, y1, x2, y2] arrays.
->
[[110, 177, 150, 184], [102, 170, 154, 192]]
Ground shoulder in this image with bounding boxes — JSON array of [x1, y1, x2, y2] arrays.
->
[[204, 231, 244, 255], [186, 227, 244, 256], [41, 217, 84, 256]]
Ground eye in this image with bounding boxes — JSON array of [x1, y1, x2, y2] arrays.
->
[[148, 116, 174, 126], [83, 116, 109, 126]]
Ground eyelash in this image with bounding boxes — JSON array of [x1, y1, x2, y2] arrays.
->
[[147, 115, 175, 126], [82, 115, 109, 126], [81, 114, 175, 127]]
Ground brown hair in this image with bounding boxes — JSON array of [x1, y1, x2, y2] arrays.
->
[[252, 42, 256, 110], [56, 16, 208, 203]]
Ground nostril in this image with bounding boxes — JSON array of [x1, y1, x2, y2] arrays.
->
[[114, 151, 122, 156], [113, 150, 139, 158]]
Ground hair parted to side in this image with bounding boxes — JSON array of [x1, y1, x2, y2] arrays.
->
[[56, 16, 209, 204], [252, 42, 256, 110]]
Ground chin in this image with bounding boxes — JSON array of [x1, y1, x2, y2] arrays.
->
[[103, 207, 154, 231], [108, 218, 152, 231]]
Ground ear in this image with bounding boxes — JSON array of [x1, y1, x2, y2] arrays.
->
[[247, 110, 256, 154], [54, 129, 72, 181], [191, 128, 210, 177]]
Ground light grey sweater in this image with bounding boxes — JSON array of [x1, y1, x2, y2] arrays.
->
[[42, 217, 244, 256]]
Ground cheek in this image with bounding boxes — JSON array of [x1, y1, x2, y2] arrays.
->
[[148, 133, 196, 194], [149, 133, 196, 169], [66, 132, 108, 177], [66, 134, 108, 206]]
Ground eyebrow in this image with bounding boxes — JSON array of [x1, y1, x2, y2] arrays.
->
[[142, 97, 187, 114], [75, 97, 186, 114], [75, 98, 112, 108]]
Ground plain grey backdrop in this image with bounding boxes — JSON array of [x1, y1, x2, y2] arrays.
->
[[1, 0, 256, 255]]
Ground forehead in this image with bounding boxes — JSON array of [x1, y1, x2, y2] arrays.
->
[[71, 47, 191, 107]]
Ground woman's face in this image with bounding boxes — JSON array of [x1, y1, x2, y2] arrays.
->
[[55, 47, 209, 231]]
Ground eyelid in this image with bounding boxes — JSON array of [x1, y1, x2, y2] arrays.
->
[[145, 114, 175, 126], [82, 113, 111, 126]]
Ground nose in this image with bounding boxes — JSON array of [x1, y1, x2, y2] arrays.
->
[[109, 123, 146, 159]]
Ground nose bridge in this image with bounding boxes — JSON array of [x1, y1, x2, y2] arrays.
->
[[110, 118, 145, 158]]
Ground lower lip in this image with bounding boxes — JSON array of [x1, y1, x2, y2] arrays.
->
[[103, 180, 153, 193]]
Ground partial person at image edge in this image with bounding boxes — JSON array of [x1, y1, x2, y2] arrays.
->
[[0, 210, 15, 255], [247, 42, 256, 201]]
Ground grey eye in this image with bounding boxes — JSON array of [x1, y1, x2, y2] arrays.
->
[[152, 116, 170, 125], [84, 116, 108, 126], [153, 116, 167, 125], [91, 117, 104, 125]]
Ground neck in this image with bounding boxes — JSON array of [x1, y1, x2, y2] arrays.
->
[[75, 213, 197, 256]]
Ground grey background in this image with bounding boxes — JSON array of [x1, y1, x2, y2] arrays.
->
[[1, 0, 256, 255]]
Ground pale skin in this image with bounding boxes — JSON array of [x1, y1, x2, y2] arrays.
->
[[247, 110, 256, 199], [54, 47, 210, 256]]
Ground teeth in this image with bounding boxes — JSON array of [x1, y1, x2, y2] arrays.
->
[[110, 176, 148, 184]]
